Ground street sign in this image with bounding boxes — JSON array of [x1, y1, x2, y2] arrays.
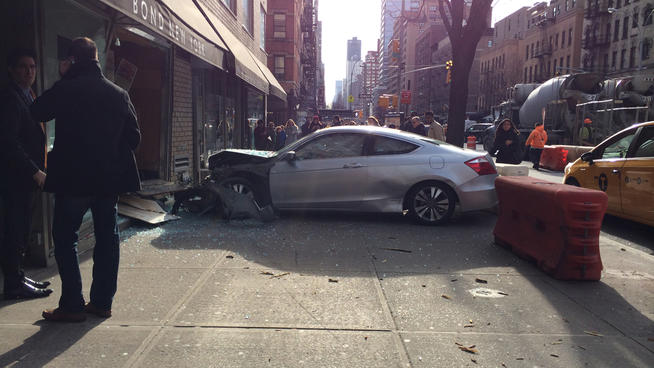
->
[[401, 90, 412, 104], [348, 95, 354, 103]]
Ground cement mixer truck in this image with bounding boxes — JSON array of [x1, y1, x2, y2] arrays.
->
[[490, 73, 653, 147]]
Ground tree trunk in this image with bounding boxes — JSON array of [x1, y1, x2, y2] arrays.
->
[[446, 47, 476, 147]]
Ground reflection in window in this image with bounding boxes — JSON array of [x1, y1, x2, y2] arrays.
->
[[602, 132, 636, 159], [634, 128, 654, 157], [372, 136, 418, 155], [295, 134, 365, 160]]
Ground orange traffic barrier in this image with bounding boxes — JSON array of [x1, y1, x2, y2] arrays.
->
[[493, 176, 608, 280], [539, 146, 568, 171], [466, 136, 476, 150]]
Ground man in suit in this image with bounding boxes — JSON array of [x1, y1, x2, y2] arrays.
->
[[31, 37, 141, 322], [0, 48, 53, 299]]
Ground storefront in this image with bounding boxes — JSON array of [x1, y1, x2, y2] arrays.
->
[[1, 0, 286, 267]]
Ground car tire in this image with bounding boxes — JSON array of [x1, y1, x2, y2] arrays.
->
[[565, 177, 580, 187], [407, 182, 456, 225], [218, 177, 258, 199]]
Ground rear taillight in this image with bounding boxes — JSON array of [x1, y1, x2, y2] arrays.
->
[[465, 156, 497, 175]]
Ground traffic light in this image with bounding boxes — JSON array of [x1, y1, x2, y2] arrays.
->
[[445, 60, 453, 84], [391, 39, 400, 63]]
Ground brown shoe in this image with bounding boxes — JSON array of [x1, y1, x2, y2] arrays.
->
[[84, 302, 112, 318], [42, 308, 86, 322]]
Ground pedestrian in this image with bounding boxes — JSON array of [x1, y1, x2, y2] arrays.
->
[[275, 125, 286, 150], [0, 48, 53, 299], [254, 119, 267, 150], [266, 121, 277, 150], [579, 118, 593, 146], [308, 115, 323, 133], [407, 116, 427, 136], [401, 111, 418, 131], [491, 118, 522, 164], [425, 111, 445, 141], [367, 116, 380, 126], [525, 121, 548, 170], [301, 119, 311, 137], [332, 115, 342, 127], [30, 37, 141, 322], [285, 119, 299, 144]]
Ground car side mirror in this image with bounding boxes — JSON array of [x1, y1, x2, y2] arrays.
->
[[280, 151, 296, 162], [580, 151, 594, 164]]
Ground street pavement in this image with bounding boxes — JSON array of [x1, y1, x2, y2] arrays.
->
[[1, 169, 653, 367]]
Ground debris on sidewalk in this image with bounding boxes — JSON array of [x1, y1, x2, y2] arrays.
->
[[455, 342, 478, 354], [551, 339, 563, 345], [464, 319, 475, 328], [451, 278, 458, 282], [260, 271, 274, 276], [550, 354, 559, 358], [584, 330, 603, 337], [226, 255, 234, 259], [441, 294, 452, 300], [475, 278, 488, 284], [328, 278, 339, 283], [118, 195, 180, 225], [270, 272, 290, 279], [380, 247, 412, 253]]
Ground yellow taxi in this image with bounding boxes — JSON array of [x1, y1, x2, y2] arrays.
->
[[564, 122, 654, 227]]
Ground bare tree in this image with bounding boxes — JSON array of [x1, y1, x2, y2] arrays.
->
[[437, 0, 492, 147]]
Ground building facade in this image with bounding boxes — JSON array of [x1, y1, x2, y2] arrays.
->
[[1, 0, 285, 265], [582, 0, 654, 78], [478, 6, 530, 112]]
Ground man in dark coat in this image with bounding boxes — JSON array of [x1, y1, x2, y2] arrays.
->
[[31, 37, 141, 322], [0, 48, 53, 299]]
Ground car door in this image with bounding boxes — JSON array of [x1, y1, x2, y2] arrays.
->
[[621, 126, 654, 224], [269, 132, 368, 209], [362, 134, 421, 211], [578, 129, 637, 214]]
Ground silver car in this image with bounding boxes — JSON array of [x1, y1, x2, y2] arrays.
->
[[209, 126, 498, 225]]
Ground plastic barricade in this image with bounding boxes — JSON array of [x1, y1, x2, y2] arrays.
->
[[493, 176, 608, 280], [553, 145, 593, 164], [539, 146, 568, 171], [466, 136, 476, 150], [495, 163, 529, 176]]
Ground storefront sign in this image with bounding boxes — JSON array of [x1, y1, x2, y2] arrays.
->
[[100, 0, 224, 69]]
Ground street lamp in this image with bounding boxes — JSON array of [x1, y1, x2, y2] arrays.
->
[[608, 7, 654, 71]]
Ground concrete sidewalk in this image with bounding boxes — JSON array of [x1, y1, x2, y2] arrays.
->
[[1, 209, 652, 367]]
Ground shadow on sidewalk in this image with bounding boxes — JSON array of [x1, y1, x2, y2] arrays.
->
[[0, 318, 102, 367]]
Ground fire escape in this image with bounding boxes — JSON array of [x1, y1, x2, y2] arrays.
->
[[300, 0, 317, 113], [582, 1, 611, 73]]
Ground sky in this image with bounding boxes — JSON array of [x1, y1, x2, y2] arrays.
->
[[321, 0, 537, 106]]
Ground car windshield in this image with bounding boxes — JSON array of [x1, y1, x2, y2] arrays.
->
[[273, 132, 317, 156]]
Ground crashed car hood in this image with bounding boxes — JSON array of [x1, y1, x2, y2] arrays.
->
[[208, 149, 275, 169]]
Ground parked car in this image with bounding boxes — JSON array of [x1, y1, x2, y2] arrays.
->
[[564, 121, 654, 227], [206, 126, 498, 225], [465, 123, 494, 150]]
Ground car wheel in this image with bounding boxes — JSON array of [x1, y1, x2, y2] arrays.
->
[[218, 177, 257, 198], [565, 177, 580, 187], [407, 182, 456, 225]]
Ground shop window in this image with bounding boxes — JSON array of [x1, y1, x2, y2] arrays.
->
[[274, 55, 285, 78], [614, 19, 620, 41], [630, 46, 636, 68], [41, 0, 108, 150], [633, 8, 639, 28], [274, 13, 286, 38]]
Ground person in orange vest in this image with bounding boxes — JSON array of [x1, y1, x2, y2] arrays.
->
[[525, 122, 548, 170]]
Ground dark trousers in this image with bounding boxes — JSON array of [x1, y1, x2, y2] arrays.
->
[[0, 189, 36, 290], [53, 194, 119, 312], [530, 147, 544, 169]]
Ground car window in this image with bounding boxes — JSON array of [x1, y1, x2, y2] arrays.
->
[[633, 127, 654, 158], [294, 133, 366, 160], [371, 135, 418, 156], [600, 132, 636, 159]]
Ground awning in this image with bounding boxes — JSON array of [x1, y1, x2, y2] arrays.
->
[[99, 0, 226, 69], [249, 51, 287, 102], [196, 1, 270, 94]]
